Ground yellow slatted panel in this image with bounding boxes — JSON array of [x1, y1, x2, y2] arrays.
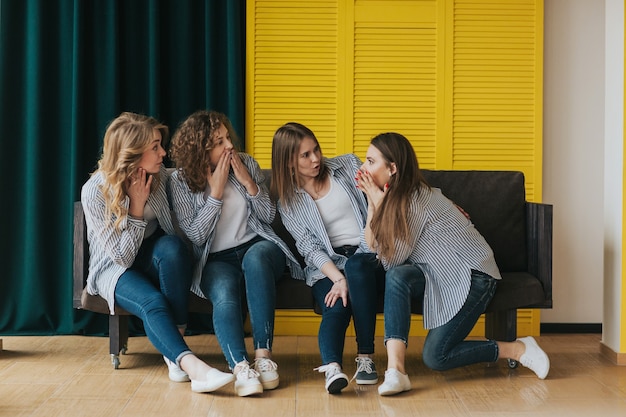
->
[[275, 310, 540, 337], [452, 0, 543, 201], [352, 0, 440, 166], [248, 0, 544, 336], [247, 0, 340, 168]]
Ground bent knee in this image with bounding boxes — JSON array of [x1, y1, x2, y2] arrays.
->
[[422, 351, 449, 371]]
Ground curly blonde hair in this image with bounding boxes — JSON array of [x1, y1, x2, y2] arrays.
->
[[169, 110, 239, 193], [95, 112, 168, 230]]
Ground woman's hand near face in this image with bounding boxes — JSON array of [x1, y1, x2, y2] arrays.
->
[[230, 152, 258, 195], [127, 168, 152, 218], [207, 150, 231, 200], [356, 170, 386, 209]]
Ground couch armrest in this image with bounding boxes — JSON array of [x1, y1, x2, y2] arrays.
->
[[73, 201, 88, 309], [525, 202, 553, 308]]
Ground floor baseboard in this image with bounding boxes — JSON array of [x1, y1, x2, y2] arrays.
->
[[541, 323, 602, 333]]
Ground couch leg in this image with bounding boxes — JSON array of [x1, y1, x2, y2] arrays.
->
[[485, 309, 517, 342], [109, 315, 129, 369]]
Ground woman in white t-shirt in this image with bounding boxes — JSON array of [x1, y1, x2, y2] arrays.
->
[[270, 122, 386, 394], [169, 110, 302, 397]]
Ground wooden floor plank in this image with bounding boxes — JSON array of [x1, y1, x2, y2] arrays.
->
[[0, 334, 625, 417]]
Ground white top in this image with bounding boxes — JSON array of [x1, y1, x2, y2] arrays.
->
[[143, 202, 158, 239], [315, 177, 361, 247], [208, 181, 257, 253]]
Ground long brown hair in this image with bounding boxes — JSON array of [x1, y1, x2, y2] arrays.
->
[[96, 112, 168, 230], [369, 132, 428, 261], [270, 122, 328, 206], [169, 110, 239, 193]]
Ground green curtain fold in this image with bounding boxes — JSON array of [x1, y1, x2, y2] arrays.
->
[[0, 0, 245, 335]]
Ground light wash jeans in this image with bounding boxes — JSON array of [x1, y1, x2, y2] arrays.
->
[[115, 232, 193, 365], [384, 264, 499, 370], [200, 237, 285, 369]]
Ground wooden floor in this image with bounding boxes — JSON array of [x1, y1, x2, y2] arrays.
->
[[0, 333, 625, 416]]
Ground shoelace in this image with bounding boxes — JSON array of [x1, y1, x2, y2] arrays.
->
[[235, 362, 260, 380], [314, 364, 341, 379], [351, 357, 374, 382], [254, 358, 278, 372]]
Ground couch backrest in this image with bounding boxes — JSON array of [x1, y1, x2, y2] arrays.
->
[[421, 170, 527, 272], [261, 168, 527, 273]]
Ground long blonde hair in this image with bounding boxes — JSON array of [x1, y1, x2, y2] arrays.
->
[[169, 110, 239, 193], [369, 132, 428, 261], [95, 112, 168, 230], [270, 122, 328, 206]]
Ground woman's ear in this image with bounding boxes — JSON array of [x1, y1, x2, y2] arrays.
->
[[389, 162, 397, 176]]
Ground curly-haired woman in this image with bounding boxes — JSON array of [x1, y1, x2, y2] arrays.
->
[[169, 110, 303, 397]]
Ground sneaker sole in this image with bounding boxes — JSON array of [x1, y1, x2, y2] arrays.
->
[[356, 378, 378, 385], [378, 387, 410, 396], [236, 383, 264, 397], [261, 377, 279, 390], [169, 373, 191, 383], [327, 377, 348, 394], [191, 374, 235, 393]]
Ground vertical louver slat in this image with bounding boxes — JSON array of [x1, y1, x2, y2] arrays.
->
[[250, 0, 339, 168], [452, 0, 541, 200], [352, 1, 440, 166]]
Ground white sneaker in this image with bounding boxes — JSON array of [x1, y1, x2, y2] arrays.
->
[[254, 357, 280, 390], [163, 356, 190, 382], [234, 362, 264, 397], [314, 363, 349, 394], [378, 368, 411, 396], [518, 336, 550, 379], [191, 368, 235, 393]]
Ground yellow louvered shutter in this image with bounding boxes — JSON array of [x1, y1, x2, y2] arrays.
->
[[352, 1, 441, 167], [247, 1, 543, 202], [246, 0, 340, 168], [247, 0, 543, 338], [451, 0, 543, 201]]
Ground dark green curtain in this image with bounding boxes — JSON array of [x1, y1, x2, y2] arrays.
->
[[0, 0, 245, 335]]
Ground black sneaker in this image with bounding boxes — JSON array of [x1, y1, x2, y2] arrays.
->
[[353, 356, 378, 385]]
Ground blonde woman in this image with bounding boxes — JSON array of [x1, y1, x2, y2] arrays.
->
[[81, 112, 234, 393]]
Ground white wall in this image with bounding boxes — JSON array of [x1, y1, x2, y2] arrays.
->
[[542, 0, 606, 324], [602, 0, 623, 351]]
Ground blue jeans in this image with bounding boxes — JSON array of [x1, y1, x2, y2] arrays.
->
[[312, 278, 351, 366], [344, 252, 386, 354], [384, 265, 499, 371], [200, 237, 285, 369], [114, 232, 193, 365]]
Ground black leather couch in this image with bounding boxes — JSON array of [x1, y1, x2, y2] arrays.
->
[[73, 168, 552, 368]]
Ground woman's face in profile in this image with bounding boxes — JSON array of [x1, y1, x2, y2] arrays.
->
[[362, 144, 394, 189], [137, 129, 166, 175]]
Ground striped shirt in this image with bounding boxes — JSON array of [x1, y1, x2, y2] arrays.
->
[[169, 153, 304, 297], [366, 184, 501, 329], [278, 154, 369, 287], [81, 165, 176, 314]]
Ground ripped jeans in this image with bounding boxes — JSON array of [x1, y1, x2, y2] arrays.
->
[[200, 237, 285, 369]]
